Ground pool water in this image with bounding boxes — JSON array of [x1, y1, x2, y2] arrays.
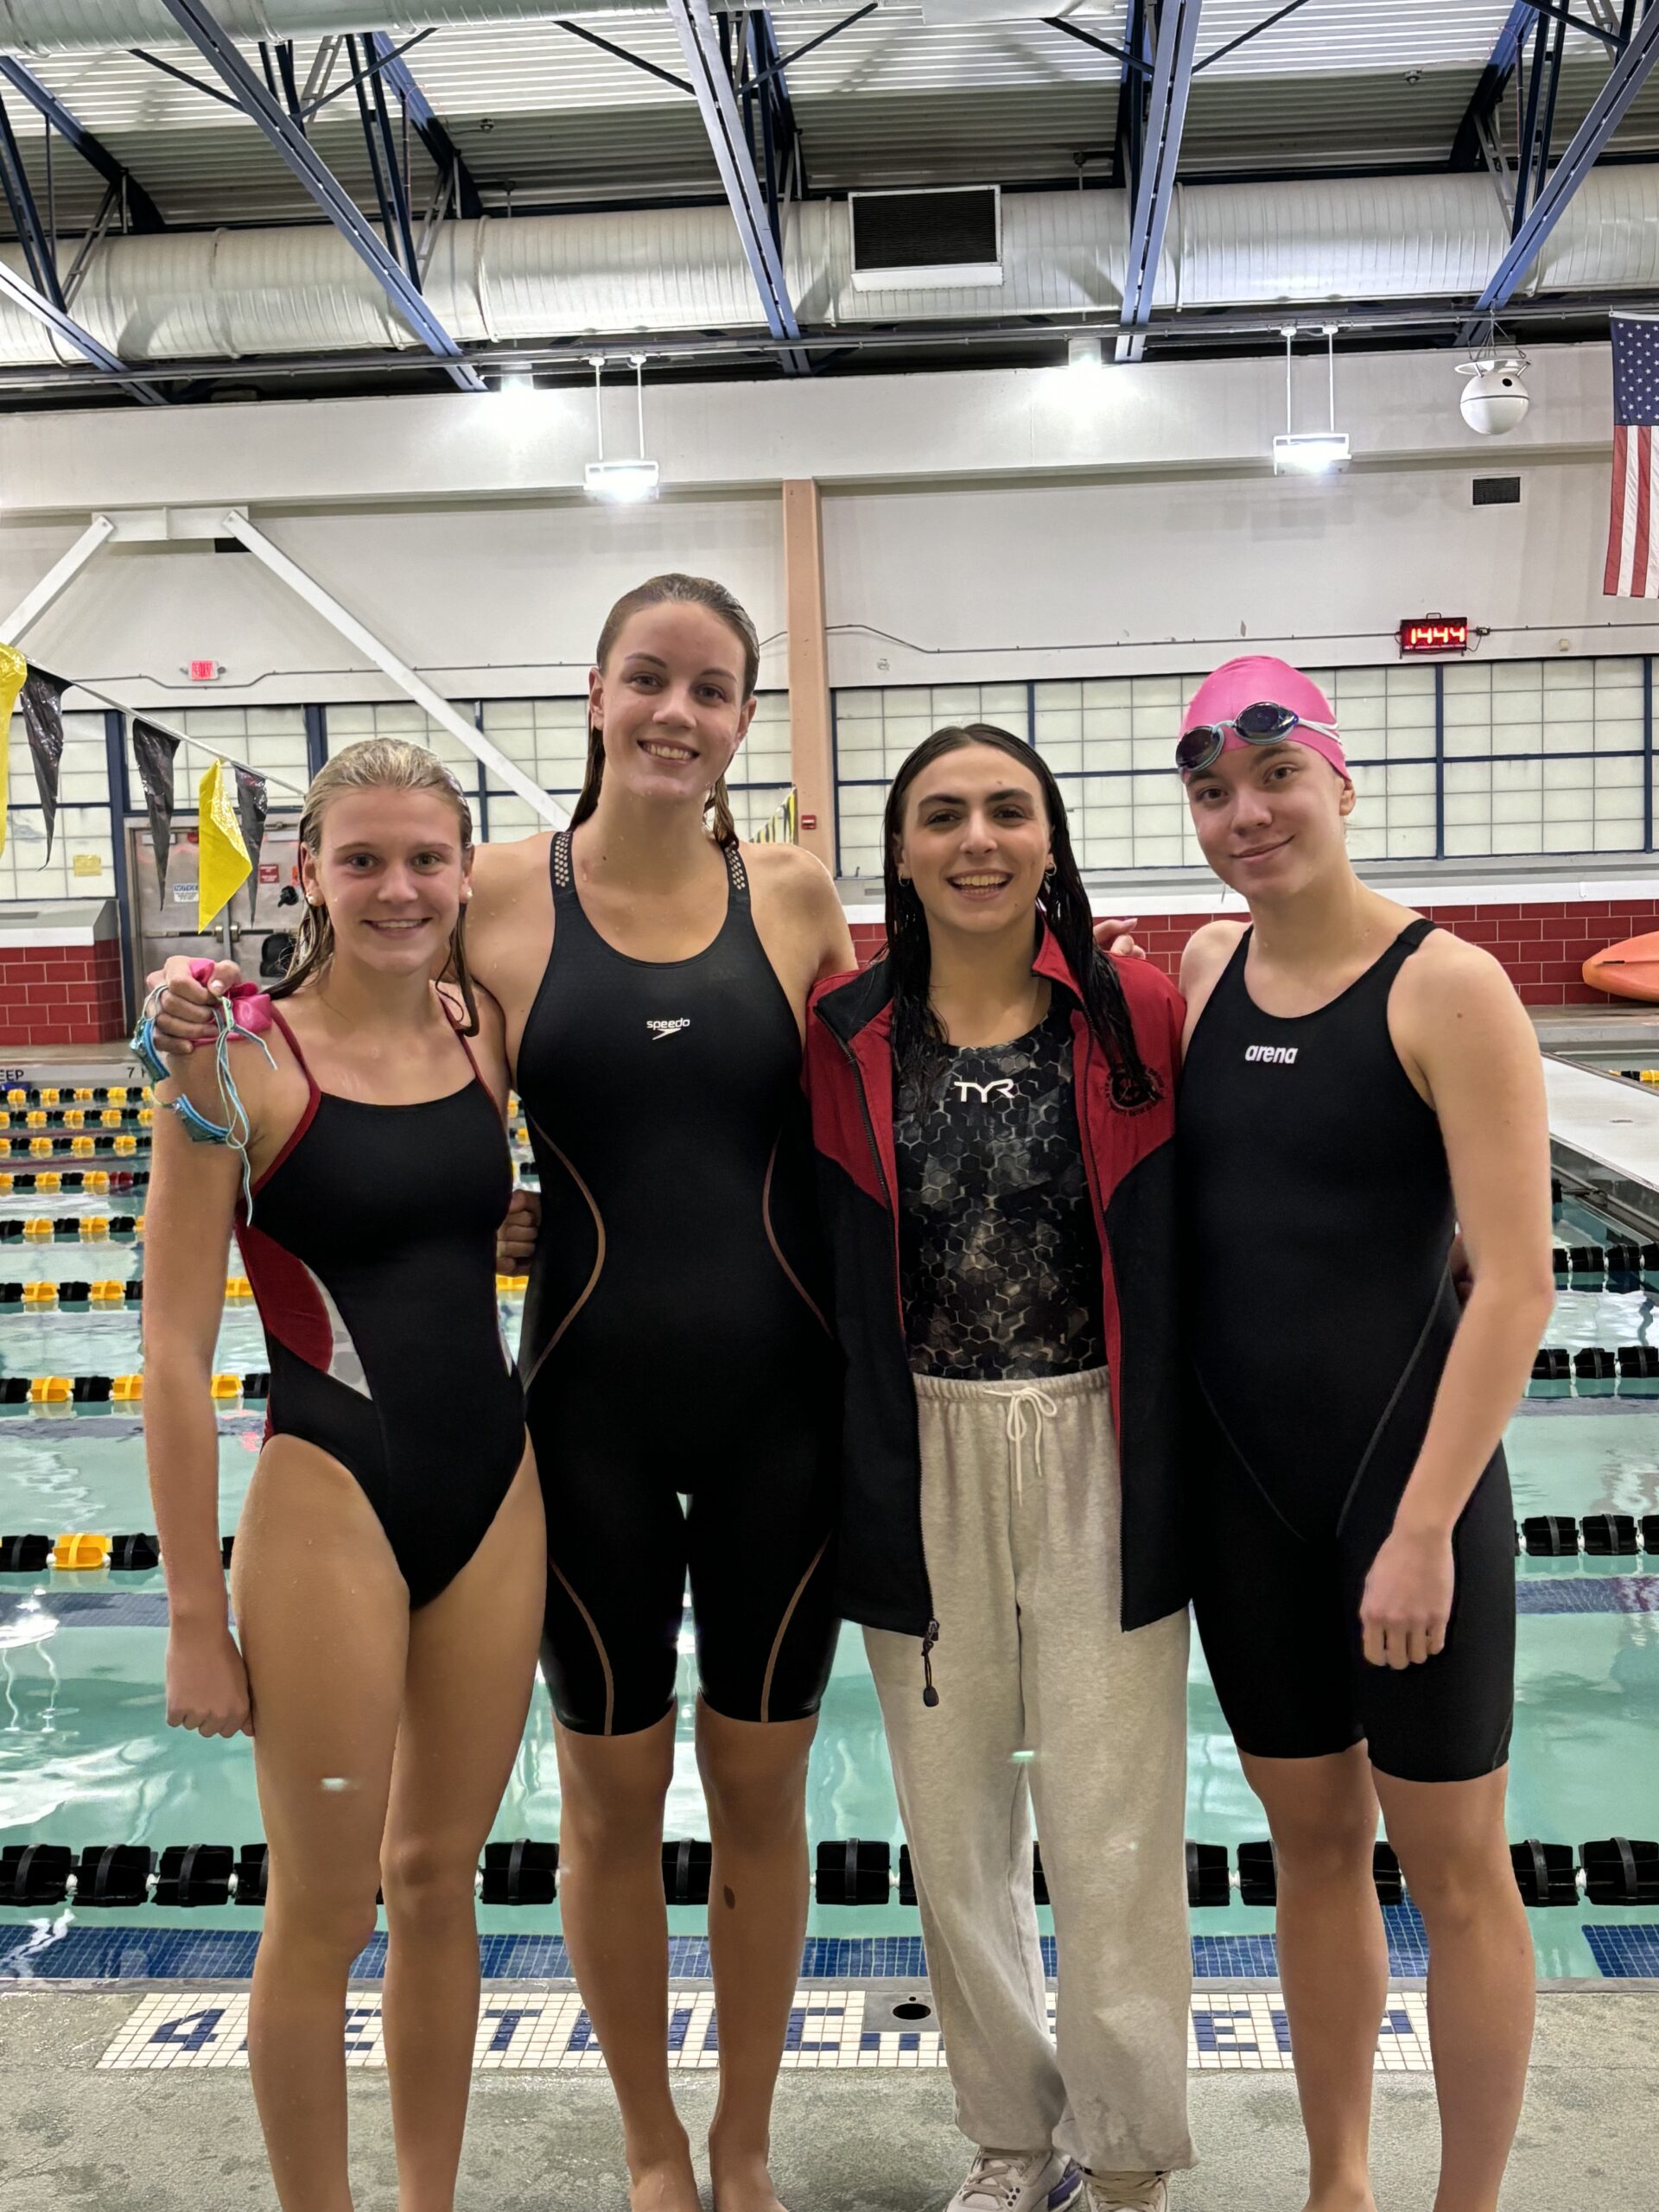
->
[[4, 1193, 1659, 1980]]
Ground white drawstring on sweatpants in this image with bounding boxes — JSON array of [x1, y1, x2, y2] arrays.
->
[[988, 1382, 1061, 1502]]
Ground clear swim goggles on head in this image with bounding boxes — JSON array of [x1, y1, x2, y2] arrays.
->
[[1174, 701, 1344, 777]]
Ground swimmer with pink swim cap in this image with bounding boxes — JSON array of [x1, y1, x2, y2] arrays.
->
[[1173, 653, 1351, 783]]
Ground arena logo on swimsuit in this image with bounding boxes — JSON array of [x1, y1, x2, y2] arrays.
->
[[1244, 1045, 1300, 1065]]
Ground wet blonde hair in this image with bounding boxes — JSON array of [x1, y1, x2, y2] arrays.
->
[[272, 737, 480, 1033], [575, 572, 761, 849]]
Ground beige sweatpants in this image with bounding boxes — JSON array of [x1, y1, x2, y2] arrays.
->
[[865, 1366, 1193, 2176]]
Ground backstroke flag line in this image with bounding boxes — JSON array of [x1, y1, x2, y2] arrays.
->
[[233, 765, 269, 918], [198, 758, 252, 931], [0, 643, 27, 861], [131, 717, 181, 891], [20, 667, 67, 862], [1605, 314, 1659, 600]]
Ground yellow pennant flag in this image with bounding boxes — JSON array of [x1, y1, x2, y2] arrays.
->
[[0, 641, 27, 861], [197, 757, 251, 930]]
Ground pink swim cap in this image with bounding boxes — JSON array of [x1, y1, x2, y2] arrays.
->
[[1179, 655, 1350, 782]]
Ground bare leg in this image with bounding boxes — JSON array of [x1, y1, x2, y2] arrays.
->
[[1242, 1747, 1387, 2212], [1374, 1766, 1532, 2212], [556, 1710, 698, 2212], [232, 1439, 409, 2212], [379, 1448, 544, 2212], [697, 1701, 817, 2212]]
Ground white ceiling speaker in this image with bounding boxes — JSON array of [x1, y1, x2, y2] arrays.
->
[[1457, 356, 1531, 436]]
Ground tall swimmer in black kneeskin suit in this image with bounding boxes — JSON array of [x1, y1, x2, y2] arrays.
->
[[505, 579, 852, 2212], [152, 582, 854, 2212], [144, 741, 542, 2212], [1175, 658, 1554, 2212]]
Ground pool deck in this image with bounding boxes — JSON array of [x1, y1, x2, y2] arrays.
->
[[1, 1985, 1656, 2211]]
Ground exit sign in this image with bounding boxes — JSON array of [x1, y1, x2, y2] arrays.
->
[[188, 659, 221, 683], [1398, 617, 1470, 656]]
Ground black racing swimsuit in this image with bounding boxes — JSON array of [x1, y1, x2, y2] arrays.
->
[[515, 831, 841, 1736], [238, 1001, 525, 1609], [1178, 920, 1515, 1784]]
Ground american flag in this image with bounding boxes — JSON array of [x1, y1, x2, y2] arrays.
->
[[1605, 314, 1659, 599]]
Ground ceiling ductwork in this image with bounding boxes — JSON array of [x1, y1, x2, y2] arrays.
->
[[2, 168, 1656, 372], [0, 2, 656, 50]]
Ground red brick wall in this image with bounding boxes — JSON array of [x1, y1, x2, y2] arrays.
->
[[0, 940, 127, 1050], [847, 898, 1659, 1008]]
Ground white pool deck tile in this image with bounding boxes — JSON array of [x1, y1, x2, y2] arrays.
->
[[95, 1987, 1433, 2075]]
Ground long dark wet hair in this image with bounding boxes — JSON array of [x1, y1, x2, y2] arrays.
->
[[883, 723, 1160, 1116]]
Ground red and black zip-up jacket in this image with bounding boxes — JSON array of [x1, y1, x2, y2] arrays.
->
[[805, 929, 1190, 1645]]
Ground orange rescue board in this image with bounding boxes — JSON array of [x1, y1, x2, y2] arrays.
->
[[1583, 930, 1659, 1003]]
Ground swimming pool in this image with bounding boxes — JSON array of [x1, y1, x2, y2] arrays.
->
[[3, 1176, 1659, 1985]]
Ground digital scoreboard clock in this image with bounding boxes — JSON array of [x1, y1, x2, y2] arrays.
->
[[1398, 617, 1471, 656]]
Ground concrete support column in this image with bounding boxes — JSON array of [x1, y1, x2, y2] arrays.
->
[[782, 477, 835, 871]]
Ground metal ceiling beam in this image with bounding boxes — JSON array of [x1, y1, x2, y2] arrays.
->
[[556, 21, 694, 98], [1471, 1, 1659, 321], [1514, 0, 1567, 232], [363, 30, 482, 221], [0, 60, 164, 233], [1192, 0, 1311, 74], [6, 288, 1659, 399], [668, 0, 807, 373], [1118, 0, 1205, 362], [755, 3, 877, 86], [349, 33, 418, 278], [1522, 0, 1619, 49], [1451, 3, 1535, 170], [1046, 16, 1149, 73], [0, 258, 167, 403], [0, 90, 64, 309], [302, 29, 434, 118], [1114, 0, 1150, 190], [151, 0, 484, 391]]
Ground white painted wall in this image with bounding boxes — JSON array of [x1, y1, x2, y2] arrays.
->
[[0, 341, 1643, 710], [6, 455, 1650, 709]]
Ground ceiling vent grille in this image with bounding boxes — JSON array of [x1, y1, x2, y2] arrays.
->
[[849, 187, 1002, 291]]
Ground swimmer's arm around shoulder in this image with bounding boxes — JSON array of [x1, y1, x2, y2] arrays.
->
[[143, 1048, 266, 1732], [748, 840, 855, 980]]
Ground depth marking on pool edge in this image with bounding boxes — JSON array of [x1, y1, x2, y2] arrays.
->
[[96, 1988, 1433, 2075]]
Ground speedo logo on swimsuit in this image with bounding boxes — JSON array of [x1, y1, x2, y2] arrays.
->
[[954, 1077, 1017, 1103], [1244, 1045, 1299, 1065], [646, 1019, 691, 1041]]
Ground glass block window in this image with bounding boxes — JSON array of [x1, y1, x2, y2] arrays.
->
[[127, 705, 311, 805], [0, 709, 113, 904], [834, 657, 1656, 878], [474, 690, 792, 844], [1440, 658, 1648, 858], [835, 684, 1033, 880]]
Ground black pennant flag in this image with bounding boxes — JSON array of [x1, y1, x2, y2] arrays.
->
[[20, 669, 67, 863], [130, 718, 181, 891], [233, 765, 269, 916]]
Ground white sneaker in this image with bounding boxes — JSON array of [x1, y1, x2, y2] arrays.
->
[[948, 2149, 1083, 2212], [1081, 2175, 1168, 2212]]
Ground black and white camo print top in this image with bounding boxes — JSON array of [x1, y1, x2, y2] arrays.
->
[[893, 1000, 1106, 1382]]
